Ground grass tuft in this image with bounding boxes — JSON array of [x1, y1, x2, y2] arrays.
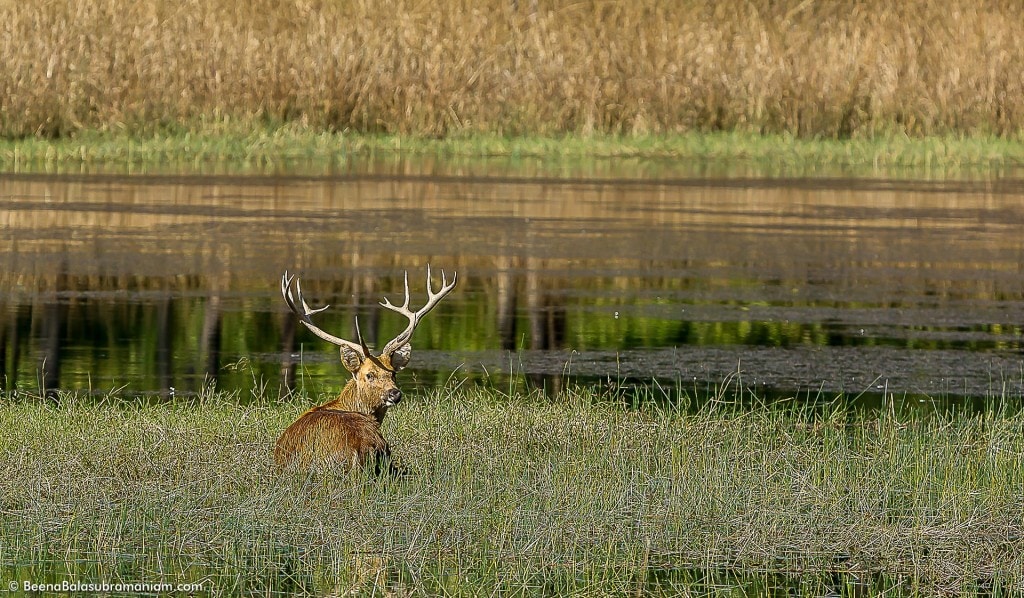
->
[[1, 384, 1022, 595]]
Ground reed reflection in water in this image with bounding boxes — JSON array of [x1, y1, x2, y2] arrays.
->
[[3, 164, 1024, 401]]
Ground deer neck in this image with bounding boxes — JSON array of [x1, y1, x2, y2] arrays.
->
[[320, 378, 388, 424]]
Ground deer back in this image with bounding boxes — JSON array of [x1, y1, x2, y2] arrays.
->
[[274, 408, 390, 472]]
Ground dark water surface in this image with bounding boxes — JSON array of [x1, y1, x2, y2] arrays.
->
[[3, 160, 1024, 404]]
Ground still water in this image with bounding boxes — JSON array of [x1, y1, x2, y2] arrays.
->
[[3, 160, 1024, 404]]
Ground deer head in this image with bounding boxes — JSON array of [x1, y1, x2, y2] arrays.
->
[[280, 267, 458, 422]]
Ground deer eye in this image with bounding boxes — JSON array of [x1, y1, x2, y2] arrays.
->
[[365, 372, 377, 383]]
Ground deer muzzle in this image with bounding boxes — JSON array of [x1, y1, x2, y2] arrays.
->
[[383, 388, 402, 407]]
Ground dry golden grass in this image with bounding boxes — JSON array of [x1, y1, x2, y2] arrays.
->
[[2, 0, 1023, 139]]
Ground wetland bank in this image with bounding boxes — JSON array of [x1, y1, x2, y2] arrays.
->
[[4, 159, 1024, 597], [3, 0, 1024, 594], [5, 95, 1024, 598]]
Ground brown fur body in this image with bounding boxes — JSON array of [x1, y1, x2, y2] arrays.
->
[[274, 351, 403, 473], [274, 407, 390, 473]]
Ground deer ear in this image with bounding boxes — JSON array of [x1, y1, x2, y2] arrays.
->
[[389, 343, 412, 370], [339, 345, 364, 373]]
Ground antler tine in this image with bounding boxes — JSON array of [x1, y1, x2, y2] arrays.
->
[[280, 271, 365, 356], [379, 264, 458, 358], [380, 271, 409, 312], [281, 270, 300, 314], [294, 277, 330, 317], [353, 316, 390, 370], [404, 269, 413, 309]]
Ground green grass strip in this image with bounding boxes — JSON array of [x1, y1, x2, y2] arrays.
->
[[3, 126, 1024, 172], [1, 383, 1021, 596]]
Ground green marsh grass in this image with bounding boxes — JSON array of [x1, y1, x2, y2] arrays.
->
[[4, 126, 1024, 171], [1, 382, 1022, 595]]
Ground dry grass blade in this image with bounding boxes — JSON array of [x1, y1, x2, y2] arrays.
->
[[2, 0, 1023, 140]]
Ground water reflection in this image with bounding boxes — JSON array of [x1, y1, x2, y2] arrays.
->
[[2, 165, 1024, 402]]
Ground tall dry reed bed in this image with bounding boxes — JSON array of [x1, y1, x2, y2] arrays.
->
[[2, 0, 1022, 140], [1, 385, 1022, 595]]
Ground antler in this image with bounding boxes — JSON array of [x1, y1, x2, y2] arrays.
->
[[281, 271, 367, 358], [379, 265, 458, 358]]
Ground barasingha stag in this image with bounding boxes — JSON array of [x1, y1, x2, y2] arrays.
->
[[275, 267, 457, 473]]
